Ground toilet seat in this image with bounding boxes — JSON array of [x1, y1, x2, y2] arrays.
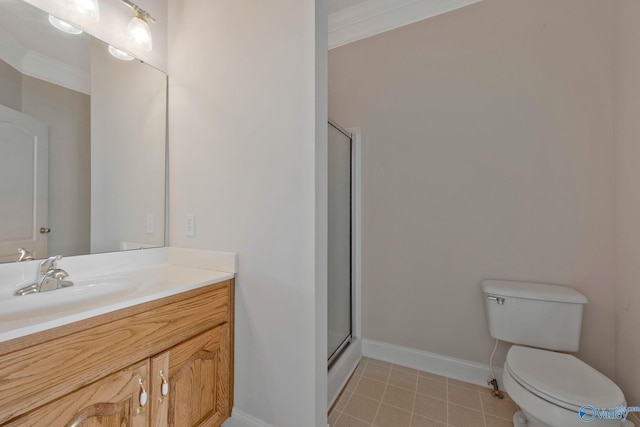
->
[[505, 346, 625, 412]]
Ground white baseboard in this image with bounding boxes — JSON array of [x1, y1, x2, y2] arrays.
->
[[222, 408, 277, 427], [227, 340, 504, 427], [362, 338, 501, 389], [328, 337, 363, 408]]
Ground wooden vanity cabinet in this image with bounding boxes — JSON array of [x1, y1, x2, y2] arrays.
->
[[151, 324, 231, 427], [5, 360, 151, 427], [0, 279, 234, 427]]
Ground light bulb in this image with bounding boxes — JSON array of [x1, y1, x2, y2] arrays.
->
[[48, 15, 83, 34], [127, 15, 152, 51], [108, 45, 135, 61], [67, 0, 100, 22]]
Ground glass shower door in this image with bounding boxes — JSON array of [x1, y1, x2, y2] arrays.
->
[[328, 120, 352, 365]]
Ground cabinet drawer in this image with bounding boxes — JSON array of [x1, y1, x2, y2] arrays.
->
[[0, 280, 231, 424]]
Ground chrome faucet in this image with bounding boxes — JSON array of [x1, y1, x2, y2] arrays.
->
[[39, 268, 73, 292], [15, 255, 73, 296], [17, 248, 35, 262], [39, 255, 62, 275]]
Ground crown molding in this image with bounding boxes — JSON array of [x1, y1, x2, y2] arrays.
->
[[329, 0, 483, 49], [21, 51, 90, 95], [0, 26, 90, 95], [0, 26, 27, 72]]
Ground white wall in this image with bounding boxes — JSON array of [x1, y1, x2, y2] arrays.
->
[[22, 0, 167, 71], [316, 0, 329, 424], [614, 0, 640, 408], [90, 39, 166, 253], [168, 0, 327, 426], [329, 0, 617, 379]]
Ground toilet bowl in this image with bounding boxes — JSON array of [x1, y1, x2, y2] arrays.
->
[[503, 346, 633, 427], [481, 280, 635, 427]]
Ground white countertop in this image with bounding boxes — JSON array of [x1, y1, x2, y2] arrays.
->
[[0, 247, 237, 344]]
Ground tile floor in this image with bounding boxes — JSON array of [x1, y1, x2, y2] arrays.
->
[[329, 357, 519, 427]]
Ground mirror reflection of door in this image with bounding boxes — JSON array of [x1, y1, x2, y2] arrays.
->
[[0, 104, 48, 262]]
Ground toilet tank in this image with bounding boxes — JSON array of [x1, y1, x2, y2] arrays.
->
[[481, 280, 588, 352]]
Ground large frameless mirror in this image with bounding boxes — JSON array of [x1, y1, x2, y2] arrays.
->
[[0, 0, 167, 263]]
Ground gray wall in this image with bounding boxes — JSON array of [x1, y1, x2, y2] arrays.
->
[[21, 76, 90, 257], [0, 59, 91, 258], [0, 59, 21, 111], [329, 0, 617, 378], [614, 0, 640, 407]]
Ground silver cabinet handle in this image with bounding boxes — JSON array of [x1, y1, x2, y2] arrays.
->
[[39, 227, 51, 234], [138, 378, 148, 408], [159, 370, 169, 397]]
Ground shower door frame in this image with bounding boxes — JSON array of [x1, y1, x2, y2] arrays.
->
[[327, 124, 363, 409], [328, 119, 359, 368], [327, 119, 355, 368]]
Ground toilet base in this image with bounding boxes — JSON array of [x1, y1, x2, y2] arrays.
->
[[512, 409, 555, 427], [504, 366, 634, 427], [512, 409, 636, 427], [512, 410, 529, 427]]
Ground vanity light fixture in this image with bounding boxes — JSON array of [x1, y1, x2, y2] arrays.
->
[[66, 0, 100, 22], [120, 0, 155, 52], [108, 45, 135, 61], [48, 14, 83, 34]]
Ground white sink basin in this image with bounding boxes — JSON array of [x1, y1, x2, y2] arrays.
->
[[0, 264, 233, 344], [2, 278, 138, 322]]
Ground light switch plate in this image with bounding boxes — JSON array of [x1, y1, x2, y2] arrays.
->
[[146, 213, 154, 234], [185, 214, 195, 237]]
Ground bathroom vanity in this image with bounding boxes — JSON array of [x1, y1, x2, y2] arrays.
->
[[0, 248, 236, 427]]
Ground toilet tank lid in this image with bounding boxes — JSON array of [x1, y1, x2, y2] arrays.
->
[[481, 280, 588, 304]]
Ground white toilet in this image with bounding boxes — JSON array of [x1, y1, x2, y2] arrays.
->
[[481, 280, 635, 427]]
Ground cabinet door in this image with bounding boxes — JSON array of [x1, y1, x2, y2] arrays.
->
[[5, 360, 149, 427], [150, 324, 231, 427]]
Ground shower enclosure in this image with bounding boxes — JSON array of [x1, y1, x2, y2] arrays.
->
[[327, 120, 352, 366]]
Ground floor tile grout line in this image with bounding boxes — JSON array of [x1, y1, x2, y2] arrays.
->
[[478, 386, 485, 423], [408, 373, 417, 427], [477, 382, 488, 427], [343, 358, 514, 427], [338, 360, 376, 426], [351, 389, 442, 420], [339, 412, 375, 426], [337, 360, 364, 425], [364, 379, 427, 394], [329, 409, 342, 427], [446, 377, 450, 426], [369, 365, 391, 426], [448, 401, 486, 415]]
